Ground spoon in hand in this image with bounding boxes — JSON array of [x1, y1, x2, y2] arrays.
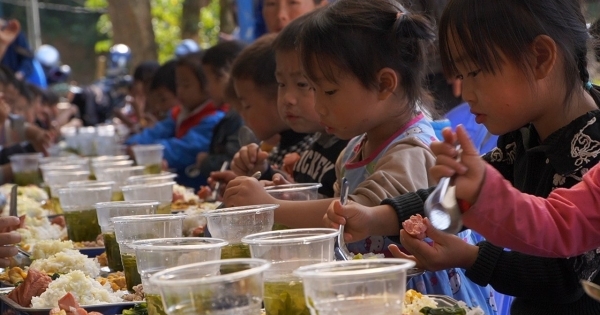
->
[[334, 178, 352, 261]]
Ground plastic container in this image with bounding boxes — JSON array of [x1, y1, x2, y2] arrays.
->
[[111, 214, 185, 291], [91, 159, 134, 176], [126, 172, 177, 185], [150, 259, 271, 315], [121, 181, 174, 214], [132, 237, 228, 315], [293, 259, 416, 315], [265, 183, 322, 200], [94, 201, 159, 272], [45, 170, 93, 214], [58, 186, 112, 242], [242, 228, 338, 315], [39, 163, 85, 182], [9, 153, 43, 186], [131, 144, 164, 174], [95, 166, 145, 201]]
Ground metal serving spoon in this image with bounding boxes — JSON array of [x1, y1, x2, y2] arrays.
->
[[334, 178, 352, 261], [424, 145, 463, 235]]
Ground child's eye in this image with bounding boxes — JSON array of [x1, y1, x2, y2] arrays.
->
[[297, 82, 310, 89], [277, 82, 286, 88], [455, 74, 464, 80], [468, 69, 482, 77], [324, 90, 337, 96]]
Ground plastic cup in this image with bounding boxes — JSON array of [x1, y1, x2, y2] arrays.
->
[[150, 258, 271, 315], [38, 156, 79, 165], [131, 144, 164, 174], [77, 126, 97, 156], [91, 155, 130, 164], [94, 201, 160, 272], [58, 186, 112, 242], [121, 181, 174, 214], [91, 159, 134, 176], [111, 214, 185, 291], [94, 136, 119, 156], [293, 259, 416, 315], [242, 228, 338, 315], [45, 170, 92, 214], [96, 166, 145, 201], [9, 153, 43, 186], [126, 172, 177, 185], [132, 237, 228, 315], [68, 180, 116, 188], [39, 163, 85, 182], [265, 183, 322, 230]]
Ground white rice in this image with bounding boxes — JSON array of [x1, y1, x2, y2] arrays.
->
[[31, 240, 75, 260], [29, 250, 101, 278]]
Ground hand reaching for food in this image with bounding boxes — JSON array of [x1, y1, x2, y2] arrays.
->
[[231, 144, 269, 176], [223, 176, 276, 207]]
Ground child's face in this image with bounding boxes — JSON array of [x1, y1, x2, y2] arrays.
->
[[308, 65, 382, 140], [234, 78, 288, 140], [176, 65, 207, 110], [202, 65, 228, 106], [12, 95, 35, 124], [147, 87, 179, 120], [263, 0, 322, 33], [448, 38, 536, 135], [275, 50, 322, 133]]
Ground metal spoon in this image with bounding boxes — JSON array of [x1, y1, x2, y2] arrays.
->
[[334, 178, 352, 261], [8, 185, 31, 265], [582, 280, 600, 302], [205, 161, 230, 202], [424, 145, 463, 235]]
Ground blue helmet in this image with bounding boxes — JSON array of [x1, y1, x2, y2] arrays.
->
[[175, 39, 200, 58], [108, 44, 132, 71]]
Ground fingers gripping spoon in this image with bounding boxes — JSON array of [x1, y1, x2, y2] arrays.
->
[[205, 161, 229, 202], [334, 178, 352, 261], [424, 146, 463, 235]]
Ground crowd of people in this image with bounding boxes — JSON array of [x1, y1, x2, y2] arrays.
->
[[0, 0, 599, 314]]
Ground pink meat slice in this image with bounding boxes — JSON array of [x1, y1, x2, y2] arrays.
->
[[402, 214, 427, 240]]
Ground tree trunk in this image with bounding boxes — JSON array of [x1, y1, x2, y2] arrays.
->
[[106, 0, 158, 68], [220, 0, 236, 35], [181, 0, 206, 41]]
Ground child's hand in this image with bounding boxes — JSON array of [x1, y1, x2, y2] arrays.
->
[[208, 170, 238, 189], [272, 173, 294, 185], [25, 125, 54, 155], [231, 144, 269, 176], [391, 217, 479, 271], [324, 200, 373, 243], [430, 125, 486, 205], [0, 217, 22, 267], [223, 176, 276, 207]]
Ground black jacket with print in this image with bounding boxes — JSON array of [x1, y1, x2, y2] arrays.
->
[[382, 110, 600, 315]]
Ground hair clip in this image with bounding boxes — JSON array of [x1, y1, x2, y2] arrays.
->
[[585, 81, 593, 91]]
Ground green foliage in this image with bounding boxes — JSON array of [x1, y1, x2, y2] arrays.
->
[[85, 0, 220, 63]]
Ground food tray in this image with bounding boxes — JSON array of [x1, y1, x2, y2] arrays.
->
[[427, 294, 460, 307], [78, 247, 105, 258], [0, 288, 138, 315]]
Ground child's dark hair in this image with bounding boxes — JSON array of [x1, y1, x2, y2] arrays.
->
[[16, 81, 34, 103], [27, 83, 43, 99], [231, 34, 278, 100], [176, 51, 208, 91], [202, 41, 247, 77], [439, 0, 600, 106], [273, 13, 310, 53], [224, 77, 239, 105], [42, 89, 60, 106], [149, 60, 177, 94], [133, 61, 160, 87], [298, 0, 436, 112]]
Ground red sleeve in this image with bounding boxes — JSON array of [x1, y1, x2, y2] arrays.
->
[[463, 163, 600, 258]]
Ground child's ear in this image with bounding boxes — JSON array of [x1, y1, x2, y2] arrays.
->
[[530, 35, 557, 80], [376, 68, 398, 101]]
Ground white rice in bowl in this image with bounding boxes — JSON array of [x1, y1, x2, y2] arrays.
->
[[31, 270, 124, 308], [29, 250, 100, 278], [31, 240, 75, 260]]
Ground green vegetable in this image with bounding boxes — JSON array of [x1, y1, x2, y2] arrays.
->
[[51, 273, 61, 280], [420, 307, 467, 315], [123, 302, 148, 315]]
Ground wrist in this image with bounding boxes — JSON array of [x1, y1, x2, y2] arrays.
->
[[370, 204, 400, 236], [468, 166, 487, 205], [459, 244, 480, 269]]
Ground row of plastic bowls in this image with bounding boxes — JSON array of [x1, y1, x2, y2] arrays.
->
[[99, 203, 416, 315]]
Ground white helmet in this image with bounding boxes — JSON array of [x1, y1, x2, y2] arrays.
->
[[175, 39, 200, 58], [35, 44, 60, 67]]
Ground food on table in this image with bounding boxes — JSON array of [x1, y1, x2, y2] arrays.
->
[[7, 269, 52, 307], [351, 252, 385, 259], [96, 252, 108, 267], [102, 232, 122, 271], [18, 215, 66, 250], [403, 290, 485, 315], [181, 206, 208, 236], [122, 284, 145, 302], [0, 184, 48, 204], [0, 267, 27, 285], [31, 270, 124, 308], [122, 302, 148, 315], [197, 186, 211, 200], [173, 184, 200, 203], [30, 250, 101, 278], [63, 208, 102, 242], [143, 164, 162, 175], [122, 253, 141, 292], [49, 292, 104, 315], [72, 234, 105, 248], [264, 280, 309, 315], [97, 271, 127, 291], [14, 170, 43, 186], [31, 240, 75, 260], [145, 293, 166, 315], [402, 214, 427, 240]]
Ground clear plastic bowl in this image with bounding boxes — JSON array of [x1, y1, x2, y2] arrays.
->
[[265, 183, 322, 200], [111, 214, 185, 255], [204, 204, 278, 244], [95, 200, 160, 233], [126, 172, 178, 185], [121, 181, 175, 213], [131, 144, 164, 174]]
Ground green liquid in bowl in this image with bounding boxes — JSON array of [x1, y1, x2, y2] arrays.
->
[[146, 293, 167, 315], [220, 244, 252, 274], [264, 280, 309, 315], [122, 253, 142, 292], [111, 191, 125, 201], [103, 232, 123, 272], [144, 164, 162, 175], [157, 204, 171, 214], [64, 209, 101, 242], [14, 171, 42, 186]]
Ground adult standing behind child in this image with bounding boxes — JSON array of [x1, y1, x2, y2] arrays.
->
[[126, 52, 225, 189]]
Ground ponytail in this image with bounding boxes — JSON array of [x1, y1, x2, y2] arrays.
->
[[577, 49, 600, 106]]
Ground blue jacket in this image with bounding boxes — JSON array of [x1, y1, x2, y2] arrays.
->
[[126, 104, 224, 189]]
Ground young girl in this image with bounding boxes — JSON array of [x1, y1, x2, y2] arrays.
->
[[427, 125, 600, 259], [224, 1, 496, 312], [262, 0, 326, 33], [327, 1, 600, 314], [126, 53, 224, 189]]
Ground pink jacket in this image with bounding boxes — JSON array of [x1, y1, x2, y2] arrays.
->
[[463, 163, 600, 258]]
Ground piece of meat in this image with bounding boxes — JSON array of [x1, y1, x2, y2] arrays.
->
[[402, 214, 427, 240], [58, 292, 79, 310], [8, 269, 52, 307], [197, 186, 212, 200], [172, 191, 184, 203], [49, 308, 66, 315]]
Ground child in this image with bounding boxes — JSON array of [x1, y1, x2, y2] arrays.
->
[[192, 40, 246, 178], [144, 60, 179, 123], [125, 52, 224, 189], [228, 34, 316, 181], [224, 1, 496, 312], [326, 1, 600, 314], [262, 0, 326, 33], [130, 61, 159, 128], [426, 125, 600, 258]]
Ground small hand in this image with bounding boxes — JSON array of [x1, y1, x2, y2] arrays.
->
[[272, 173, 294, 185], [208, 170, 238, 190], [230, 144, 269, 176], [395, 217, 479, 271], [223, 176, 276, 207], [323, 200, 373, 243], [0, 217, 22, 268], [430, 125, 486, 204]]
